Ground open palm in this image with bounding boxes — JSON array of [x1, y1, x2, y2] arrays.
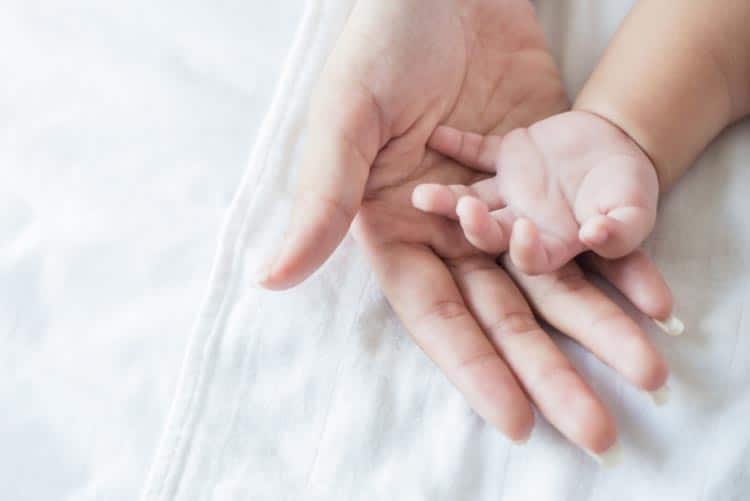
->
[[260, 0, 672, 456]]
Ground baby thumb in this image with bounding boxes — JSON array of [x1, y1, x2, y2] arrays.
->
[[579, 206, 655, 259]]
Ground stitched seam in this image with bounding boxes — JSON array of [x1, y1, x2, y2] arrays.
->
[[201, 299, 266, 499], [140, 1, 326, 499]]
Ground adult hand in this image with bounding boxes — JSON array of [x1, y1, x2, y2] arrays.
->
[[258, 0, 674, 457]]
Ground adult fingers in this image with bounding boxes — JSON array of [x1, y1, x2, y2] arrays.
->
[[456, 198, 511, 254], [579, 250, 684, 336], [503, 256, 669, 395], [412, 178, 504, 218], [451, 255, 618, 456], [365, 242, 534, 442]]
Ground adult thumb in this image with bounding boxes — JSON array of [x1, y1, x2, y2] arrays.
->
[[258, 74, 384, 290]]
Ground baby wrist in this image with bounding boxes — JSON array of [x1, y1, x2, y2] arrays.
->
[[572, 89, 726, 193], [571, 100, 666, 190]]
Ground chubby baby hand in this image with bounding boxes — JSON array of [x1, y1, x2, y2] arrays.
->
[[412, 111, 659, 274]]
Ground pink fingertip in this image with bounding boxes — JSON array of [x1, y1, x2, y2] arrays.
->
[[455, 198, 470, 220], [456, 195, 480, 215], [456, 196, 489, 229], [411, 184, 436, 212], [580, 221, 609, 246]]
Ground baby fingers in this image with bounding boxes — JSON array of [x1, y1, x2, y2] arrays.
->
[[412, 178, 504, 218], [579, 206, 655, 259], [456, 198, 513, 254], [428, 125, 503, 173], [509, 219, 580, 275], [412, 183, 464, 218]]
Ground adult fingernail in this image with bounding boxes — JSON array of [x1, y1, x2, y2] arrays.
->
[[586, 441, 623, 468], [654, 314, 685, 336], [647, 383, 670, 406]]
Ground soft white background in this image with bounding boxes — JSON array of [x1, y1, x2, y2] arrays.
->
[[4, 1, 750, 500], [0, 2, 300, 499]]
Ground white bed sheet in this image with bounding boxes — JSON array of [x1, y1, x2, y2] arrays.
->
[[0, 2, 301, 499], [143, 0, 750, 500], [4, 1, 750, 500]]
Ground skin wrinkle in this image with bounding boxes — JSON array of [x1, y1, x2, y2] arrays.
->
[[527, 363, 581, 403], [300, 190, 359, 226], [477, 56, 510, 125], [352, 79, 391, 152], [446, 255, 498, 276], [454, 350, 505, 377], [525, 125, 581, 244], [417, 298, 473, 326], [478, 52, 559, 131], [388, 106, 451, 185], [504, 65, 569, 133], [505, 53, 559, 113], [576, 109, 664, 192], [484, 311, 540, 339], [428, 223, 478, 261], [521, 267, 591, 309], [367, 99, 456, 195], [585, 307, 632, 339]]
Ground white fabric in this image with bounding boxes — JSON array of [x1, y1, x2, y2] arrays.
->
[[4, 1, 750, 500], [0, 2, 300, 500], [142, 0, 750, 500]]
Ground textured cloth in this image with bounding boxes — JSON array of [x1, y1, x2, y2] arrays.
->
[[0, 2, 299, 499], [3, 1, 750, 500], [142, 1, 750, 500]]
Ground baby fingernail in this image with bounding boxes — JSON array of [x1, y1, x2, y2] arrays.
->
[[586, 441, 623, 468], [647, 383, 670, 406], [654, 314, 685, 336], [411, 186, 429, 210]]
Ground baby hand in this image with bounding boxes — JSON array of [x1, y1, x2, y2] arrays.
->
[[412, 111, 659, 274]]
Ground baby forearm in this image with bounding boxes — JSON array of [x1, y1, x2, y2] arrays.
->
[[574, 0, 750, 191]]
